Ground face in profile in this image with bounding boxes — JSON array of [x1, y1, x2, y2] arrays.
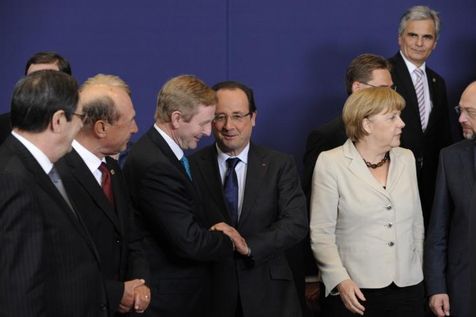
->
[[174, 104, 215, 150], [398, 19, 437, 67], [458, 84, 476, 140], [364, 110, 405, 149], [212, 88, 256, 156]]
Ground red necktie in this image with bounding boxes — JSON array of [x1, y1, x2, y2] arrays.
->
[[99, 162, 114, 206]]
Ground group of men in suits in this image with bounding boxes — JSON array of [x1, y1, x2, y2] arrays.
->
[[302, 5, 475, 317]]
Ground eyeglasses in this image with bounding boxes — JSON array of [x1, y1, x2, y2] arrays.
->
[[72, 112, 87, 122], [359, 81, 397, 91], [455, 106, 476, 119], [213, 112, 252, 123]]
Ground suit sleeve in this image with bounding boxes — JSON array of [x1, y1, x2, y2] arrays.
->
[[309, 152, 350, 296], [133, 161, 233, 261], [245, 155, 308, 265], [424, 150, 451, 296], [0, 173, 46, 317]]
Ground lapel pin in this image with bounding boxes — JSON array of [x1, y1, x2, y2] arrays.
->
[[110, 169, 115, 175], [432, 78, 436, 83], [261, 163, 267, 167]]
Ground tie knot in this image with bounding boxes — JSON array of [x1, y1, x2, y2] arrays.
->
[[48, 166, 60, 182], [414, 68, 424, 78], [226, 157, 240, 169], [98, 162, 109, 174]]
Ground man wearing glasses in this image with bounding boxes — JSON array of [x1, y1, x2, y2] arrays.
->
[[190, 80, 308, 317], [389, 5, 452, 228], [424, 81, 476, 317]]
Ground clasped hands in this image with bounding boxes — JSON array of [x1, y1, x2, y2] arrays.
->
[[210, 222, 250, 256], [119, 279, 151, 314]]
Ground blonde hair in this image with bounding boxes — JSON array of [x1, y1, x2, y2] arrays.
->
[[80, 73, 130, 95], [155, 75, 216, 123], [343, 87, 405, 141]]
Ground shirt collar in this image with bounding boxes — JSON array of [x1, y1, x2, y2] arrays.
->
[[154, 123, 184, 160], [400, 50, 426, 74], [216, 143, 250, 165], [72, 140, 104, 173], [12, 130, 54, 174]]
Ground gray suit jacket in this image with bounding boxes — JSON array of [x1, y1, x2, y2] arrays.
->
[[310, 139, 424, 295], [424, 139, 476, 316]]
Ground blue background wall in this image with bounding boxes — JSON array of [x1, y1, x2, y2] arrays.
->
[[1, 0, 475, 172]]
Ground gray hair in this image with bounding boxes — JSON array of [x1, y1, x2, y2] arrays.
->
[[398, 5, 441, 40]]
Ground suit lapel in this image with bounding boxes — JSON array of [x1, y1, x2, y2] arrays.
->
[[385, 149, 406, 192], [343, 140, 390, 199], [64, 150, 122, 233], [240, 144, 268, 226], [425, 68, 440, 132], [6, 137, 102, 264], [195, 146, 230, 222]]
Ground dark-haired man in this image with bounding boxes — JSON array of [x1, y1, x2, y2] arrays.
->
[[0, 70, 108, 316]]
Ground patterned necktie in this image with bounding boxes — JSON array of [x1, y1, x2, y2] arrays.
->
[[224, 157, 240, 226], [180, 156, 192, 180], [98, 162, 114, 206], [414, 68, 427, 131]]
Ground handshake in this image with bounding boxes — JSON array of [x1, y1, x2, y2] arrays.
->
[[210, 222, 250, 256]]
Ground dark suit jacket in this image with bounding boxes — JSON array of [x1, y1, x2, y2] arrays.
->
[[0, 136, 108, 317], [389, 52, 452, 227], [424, 139, 475, 316], [57, 150, 149, 315], [190, 143, 308, 317], [123, 127, 234, 317], [0, 112, 11, 145]]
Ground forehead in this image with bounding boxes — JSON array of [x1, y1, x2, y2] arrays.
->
[[216, 88, 249, 112], [403, 19, 436, 35], [460, 86, 476, 108], [369, 69, 392, 83], [27, 62, 60, 75]]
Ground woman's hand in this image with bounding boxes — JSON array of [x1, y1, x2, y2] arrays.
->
[[336, 279, 366, 315]]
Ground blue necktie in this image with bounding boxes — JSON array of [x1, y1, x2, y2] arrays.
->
[[224, 157, 240, 226], [180, 156, 192, 180]]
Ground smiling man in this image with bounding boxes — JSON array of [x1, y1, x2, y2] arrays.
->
[[389, 5, 452, 229], [123, 75, 249, 317], [190, 80, 308, 317]]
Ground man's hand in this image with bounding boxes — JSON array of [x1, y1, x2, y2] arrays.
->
[[133, 284, 151, 313], [118, 279, 145, 313], [336, 279, 366, 315], [429, 293, 450, 317], [210, 222, 249, 256], [305, 281, 321, 305]]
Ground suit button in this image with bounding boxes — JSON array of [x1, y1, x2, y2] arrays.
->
[[385, 205, 392, 210], [388, 241, 395, 247], [116, 239, 121, 244], [386, 223, 393, 228]]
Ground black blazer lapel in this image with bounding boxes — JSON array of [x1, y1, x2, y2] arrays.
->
[[195, 146, 230, 222], [63, 150, 122, 233], [239, 144, 268, 226]]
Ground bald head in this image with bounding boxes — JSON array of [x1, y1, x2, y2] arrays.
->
[[458, 81, 476, 140]]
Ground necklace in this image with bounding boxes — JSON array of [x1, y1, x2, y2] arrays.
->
[[363, 152, 390, 169]]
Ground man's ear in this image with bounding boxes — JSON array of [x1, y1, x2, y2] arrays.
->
[[170, 111, 182, 129], [93, 120, 108, 138], [50, 110, 66, 133]]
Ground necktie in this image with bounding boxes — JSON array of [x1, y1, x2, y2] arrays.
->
[[49, 166, 75, 214], [98, 162, 114, 206], [224, 157, 240, 226], [180, 156, 192, 180], [414, 68, 427, 131]]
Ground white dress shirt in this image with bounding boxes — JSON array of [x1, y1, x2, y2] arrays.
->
[[72, 140, 104, 185], [12, 131, 53, 174], [154, 124, 184, 161]]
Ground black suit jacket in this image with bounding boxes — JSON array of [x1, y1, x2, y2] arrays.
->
[[0, 136, 108, 317], [424, 140, 475, 316], [190, 143, 308, 317], [389, 52, 452, 226], [0, 112, 11, 145], [123, 127, 234, 317], [56, 150, 149, 315]]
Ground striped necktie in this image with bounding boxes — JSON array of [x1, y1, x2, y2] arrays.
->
[[414, 68, 427, 131]]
